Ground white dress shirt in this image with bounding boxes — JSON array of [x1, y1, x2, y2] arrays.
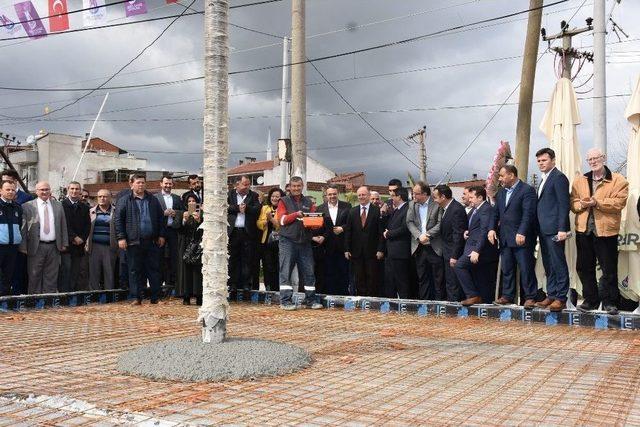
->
[[37, 198, 56, 242], [235, 192, 247, 228], [162, 191, 174, 226], [328, 202, 338, 225], [538, 167, 555, 197]]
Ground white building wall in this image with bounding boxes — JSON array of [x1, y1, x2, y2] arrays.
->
[[11, 133, 146, 197], [262, 156, 334, 186]]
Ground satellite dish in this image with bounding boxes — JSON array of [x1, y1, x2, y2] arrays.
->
[[256, 176, 264, 185]]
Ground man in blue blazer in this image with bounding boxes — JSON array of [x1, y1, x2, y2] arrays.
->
[[454, 186, 499, 305], [535, 148, 570, 312], [488, 165, 538, 308]]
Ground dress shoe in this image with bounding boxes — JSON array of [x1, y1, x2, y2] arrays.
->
[[131, 299, 142, 306], [578, 301, 598, 312], [548, 300, 566, 312], [535, 298, 553, 308], [494, 296, 513, 305], [603, 304, 618, 315], [461, 296, 482, 306], [182, 298, 191, 305], [523, 299, 536, 309]]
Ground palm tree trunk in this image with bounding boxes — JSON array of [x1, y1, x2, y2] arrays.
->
[[198, 0, 229, 344]]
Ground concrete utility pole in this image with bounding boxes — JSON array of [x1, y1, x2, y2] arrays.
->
[[200, 0, 230, 344], [542, 19, 593, 79], [593, 0, 607, 156], [290, 0, 306, 185], [407, 126, 427, 182], [515, 0, 543, 181], [279, 36, 290, 191]]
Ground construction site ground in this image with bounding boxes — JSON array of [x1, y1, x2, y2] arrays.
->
[[1, 300, 640, 426]]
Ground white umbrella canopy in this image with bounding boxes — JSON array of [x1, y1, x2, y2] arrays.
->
[[621, 75, 640, 305], [537, 77, 583, 304]]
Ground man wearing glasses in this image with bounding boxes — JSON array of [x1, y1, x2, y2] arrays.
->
[[20, 182, 69, 294], [570, 148, 628, 314]]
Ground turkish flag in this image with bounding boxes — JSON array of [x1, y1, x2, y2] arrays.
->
[[166, 0, 178, 3], [48, 0, 69, 32]]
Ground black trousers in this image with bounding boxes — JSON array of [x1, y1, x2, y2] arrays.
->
[[228, 228, 256, 291], [384, 257, 412, 299], [324, 250, 350, 295], [0, 245, 18, 296], [415, 245, 445, 300], [442, 252, 464, 302], [260, 242, 279, 291], [576, 232, 620, 307], [313, 245, 326, 293], [162, 228, 179, 288], [352, 257, 379, 297]]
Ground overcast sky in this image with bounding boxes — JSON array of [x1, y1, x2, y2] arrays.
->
[[1, 0, 639, 184]]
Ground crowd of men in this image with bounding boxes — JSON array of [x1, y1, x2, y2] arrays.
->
[[0, 171, 205, 304], [1, 145, 638, 315], [245, 146, 634, 314]]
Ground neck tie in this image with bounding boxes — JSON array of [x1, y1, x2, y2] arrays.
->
[[361, 206, 367, 227], [468, 208, 476, 227], [43, 202, 51, 235]]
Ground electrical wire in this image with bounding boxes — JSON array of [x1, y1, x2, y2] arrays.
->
[[438, 50, 551, 184], [0, 0, 198, 121]]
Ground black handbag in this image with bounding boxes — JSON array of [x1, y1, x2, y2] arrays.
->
[[183, 227, 202, 265]]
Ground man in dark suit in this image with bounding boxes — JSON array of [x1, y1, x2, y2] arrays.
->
[[60, 181, 91, 292], [406, 181, 443, 300], [227, 175, 261, 292], [181, 174, 203, 205], [316, 185, 351, 295], [344, 186, 384, 297], [535, 147, 570, 312], [155, 176, 184, 291], [454, 186, 499, 305], [432, 184, 467, 302], [383, 187, 412, 299], [488, 165, 538, 308]]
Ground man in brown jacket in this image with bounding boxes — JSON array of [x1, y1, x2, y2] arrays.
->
[[570, 148, 628, 314]]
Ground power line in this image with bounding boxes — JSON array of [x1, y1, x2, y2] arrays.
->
[[0, 0, 282, 42], [0, 0, 279, 28], [227, 0, 571, 76], [1, 0, 130, 29], [0, 0, 571, 82], [308, 59, 420, 169], [0, 0, 198, 121], [438, 51, 551, 183], [4, 93, 631, 126]]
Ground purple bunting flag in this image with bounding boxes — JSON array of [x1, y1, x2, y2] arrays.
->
[[14, 0, 46, 39], [125, 0, 147, 17]]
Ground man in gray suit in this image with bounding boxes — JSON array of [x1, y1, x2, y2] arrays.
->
[[406, 181, 444, 300], [20, 181, 69, 294], [155, 176, 184, 290]]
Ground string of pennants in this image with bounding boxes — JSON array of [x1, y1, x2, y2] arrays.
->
[[0, 0, 179, 39]]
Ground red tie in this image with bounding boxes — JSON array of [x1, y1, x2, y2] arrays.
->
[[360, 206, 367, 227]]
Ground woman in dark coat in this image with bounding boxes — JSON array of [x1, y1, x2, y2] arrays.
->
[[179, 194, 203, 305]]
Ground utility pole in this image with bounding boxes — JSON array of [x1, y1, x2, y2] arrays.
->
[[542, 19, 593, 79], [407, 126, 427, 182], [514, 0, 543, 181], [593, 0, 607, 155], [290, 0, 306, 186], [279, 36, 290, 191]]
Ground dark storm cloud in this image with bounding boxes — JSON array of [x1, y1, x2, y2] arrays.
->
[[1, 0, 639, 183]]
